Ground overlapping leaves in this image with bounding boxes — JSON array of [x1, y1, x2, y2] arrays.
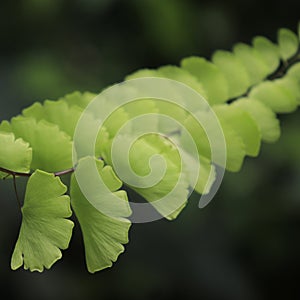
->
[[0, 24, 299, 273]]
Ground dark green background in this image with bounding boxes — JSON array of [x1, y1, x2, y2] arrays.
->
[[0, 0, 300, 299]]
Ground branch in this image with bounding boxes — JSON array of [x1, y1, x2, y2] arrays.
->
[[268, 52, 300, 80], [0, 157, 104, 179], [0, 167, 31, 178], [0, 166, 75, 178], [228, 50, 300, 103]]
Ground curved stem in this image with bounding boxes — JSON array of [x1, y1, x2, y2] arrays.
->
[[0, 157, 104, 179], [0, 166, 75, 178], [0, 167, 31, 177], [12, 175, 21, 209], [228, 50, 300, 103], [268, 52, 300, 80]]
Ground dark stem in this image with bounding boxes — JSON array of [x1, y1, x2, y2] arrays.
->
[[0, 167, 31, 177], [228, 49, 300, 103], [0, 166, 75, 178], [12, 175, 21, 209], [0, 155, 106, 179], [53, 167, 75, 177], [268, 52, 300, 80]]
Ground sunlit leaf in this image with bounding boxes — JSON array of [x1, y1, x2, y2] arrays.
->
[[0, 132, 32, 178], [278, 28, 299, 60], [70, 157, 131, 273], [232, 98, 280, 143], [212, 50, 250, 98], [157, 65, 207, 97], [8, 116, 73, 172], [11, 170, 74, 272], [59, 91, 97, 109], [249, 80, 298, 113], [103, 133, 190, 220], [181, 110, 246, 171], [181, 56, 229, 104], [252, 36, 280, 74], [23, 100, 83, 137], [233, 43, 270, 85], [213, 104, 261, 157]]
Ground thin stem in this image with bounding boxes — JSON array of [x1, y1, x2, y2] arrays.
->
[[268, 52, 300, 80], [53, 167, 75, 177], [0, 167, 31, 177], [12, 175, 21, 209], [228, 50, 300, 103], [0, 157, 106, 180]]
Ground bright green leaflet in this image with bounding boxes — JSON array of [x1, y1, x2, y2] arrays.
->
[[0, 132, 32, 178], [127, 134, 190, 220], [11, 170, 74, 272], [1, 116, 73, 172], [231, 98, 281, 143], [101, 133, 190, 220], [213, 104, 261, 157], [181, 56, 229, 104], [233, 43, 270, 85], [181, 111, 247, 172], [288, 63, 300, 82], [59, 91, 97, 109], [180, 150, 216, 195], [23, 100, 83, 137], [278, 28, 299, 60], [275, 77, 300, 104], [249, 80, 299, 113], [212, 50, 250, 98], [70, 157, 131, 273], [252, 36, 280, 73]]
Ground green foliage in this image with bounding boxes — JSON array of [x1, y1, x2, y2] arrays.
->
[[11, 170, 74, 272], [0, 132, 32, 178], [71, 157, 131, 273], [0, 23, 300, 273]]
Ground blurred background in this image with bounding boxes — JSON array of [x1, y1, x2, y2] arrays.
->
[[0, 0, 300, 299]]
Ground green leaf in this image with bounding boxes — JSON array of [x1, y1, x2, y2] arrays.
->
[[59, 91, 97, 109], [249, 80, 298, 113], [194, 156, 215, 195], [213, 104, 261, 157], [275, 77, 300, 104], [252, 36, 280, 74], [155, 100, 188, 133], [8, 116, 73, 172], [232, 98, 281, 143], [215, 122, 246, 172], [181, 56, 229, 104], [181, 113, 211, 162], [233, 43, 270, 85], [278, 28, 299, 60], [70, 157, 131, 273], [127, 65, 207, 98], [181, 150, 216, 195], [103, 134, 190, 220], [11, 170, 74, 272], [129, 134, 189, 216], [157, 65, 207, 97], [23, 100, 83, 137], [0, 132, 32, 178], [212, 50, 250, 98], [0, 120, 12, 132], [125, 68, 158, 80], [288, 62, 300, 81], [181, 110, 246, 171]]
